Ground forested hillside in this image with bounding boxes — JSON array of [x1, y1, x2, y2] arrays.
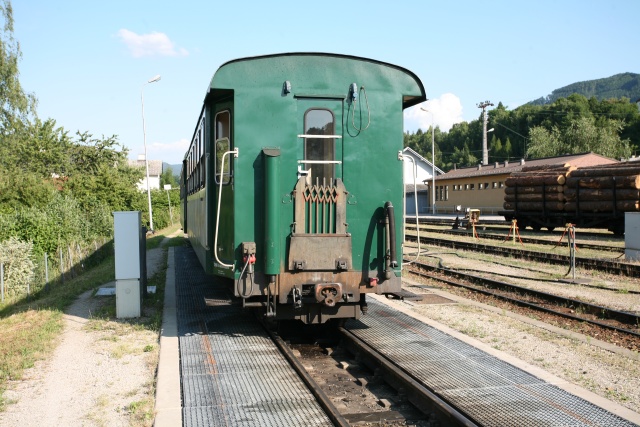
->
[[528, 73, 640, 106], [405, 94, 640, 173]]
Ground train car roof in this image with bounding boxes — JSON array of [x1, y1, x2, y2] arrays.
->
[[205, 52, 426, 109]]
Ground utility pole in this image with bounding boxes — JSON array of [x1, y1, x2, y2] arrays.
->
[[477, 100, 494, 165]]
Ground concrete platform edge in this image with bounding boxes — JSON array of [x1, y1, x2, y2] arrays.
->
[[154, 247, 182, 426]]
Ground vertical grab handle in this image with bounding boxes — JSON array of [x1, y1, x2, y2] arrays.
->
[[213, 148, 238, 269], [399, 152, 421, 265], [385, 201, 398, 268]]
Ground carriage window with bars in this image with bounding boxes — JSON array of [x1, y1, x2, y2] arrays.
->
[[293, 108, 347, 234], [303, 109, 335, 183], [215, 111, 231, 184], [200, 120, 206, 188]]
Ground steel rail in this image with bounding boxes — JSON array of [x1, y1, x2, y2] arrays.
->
[[405, 217, 509, 227], [337, 327, 479, 427], [405, 234, 640, 277], [408, 262, 640, 339], [405, 225, 623, 253], [263, 325, 350, 427], [406, 217, 625, 240]]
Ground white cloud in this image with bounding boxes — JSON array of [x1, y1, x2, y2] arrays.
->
[[130, 138, 189, 165], [150, 138, 189, 163], [116, 29, 188, 58], [404, 93, 464, 133]]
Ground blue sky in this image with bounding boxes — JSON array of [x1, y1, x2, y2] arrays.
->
[[13, 0, 640, 165]]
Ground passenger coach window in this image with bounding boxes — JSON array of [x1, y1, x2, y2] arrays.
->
[[304, 109, 335, 183], [215, 111, 231, 184]]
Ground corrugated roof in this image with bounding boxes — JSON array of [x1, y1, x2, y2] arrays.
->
[[433, 152, 617, 182], [128, 159, 163, 176], [404, 183, 429, 192]]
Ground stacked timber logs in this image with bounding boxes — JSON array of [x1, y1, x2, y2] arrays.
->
[[564, 164, 640, 212], [503, 162, 640, 213], [503, 164, 573, 212]]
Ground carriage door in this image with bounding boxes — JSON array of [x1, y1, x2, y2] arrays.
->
[[290, 97, 352, 273], [298, 99, 343, 187], [213, 109, 234, 268]]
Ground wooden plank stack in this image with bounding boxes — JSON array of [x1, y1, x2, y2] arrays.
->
[[504, 162, 640, 213]]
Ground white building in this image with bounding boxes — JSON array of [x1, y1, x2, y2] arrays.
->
[[128, 154, 163, 191], [402, 147, 443, 215]]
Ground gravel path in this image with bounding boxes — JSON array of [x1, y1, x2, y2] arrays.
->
[[0, 247, 166, 427]]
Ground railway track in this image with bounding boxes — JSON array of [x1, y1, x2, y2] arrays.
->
[[405, 216, 509, 227], [336, 327, 476, 426], [406, 216, 624, 240], [405, 233, 640, 277], [273, 321, 476, 426], [406, 261, 640, 352], [265, 326, 350, 427], [406, 225, 624, 253]]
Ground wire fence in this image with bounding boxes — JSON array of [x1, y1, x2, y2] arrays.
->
[[1, 238, 113, 303]]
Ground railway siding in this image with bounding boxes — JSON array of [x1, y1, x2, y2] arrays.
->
[[405, 231, 640, 278], [407, 263, 640, 350]]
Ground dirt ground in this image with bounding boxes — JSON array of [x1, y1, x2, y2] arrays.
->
[[0, 247, 166, 427]]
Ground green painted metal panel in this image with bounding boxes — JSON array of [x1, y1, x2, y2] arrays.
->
[[203, 53, 425, 280], [263, 148, 281, 275]]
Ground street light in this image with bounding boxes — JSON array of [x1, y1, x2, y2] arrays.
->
[[164, 184, 174, 225], [141, 74, 161, 232], [420, 107, 436, 214]]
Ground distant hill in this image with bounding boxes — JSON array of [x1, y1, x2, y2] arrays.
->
[[528, 72, 640, 106], [163, 162, 182, 177]]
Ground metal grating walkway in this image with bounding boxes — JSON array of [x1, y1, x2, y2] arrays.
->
[[347, 298, 638, 427], [175, 246, 333, 427]]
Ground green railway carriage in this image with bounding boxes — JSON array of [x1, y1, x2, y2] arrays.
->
[[180, 53, 426, 324]]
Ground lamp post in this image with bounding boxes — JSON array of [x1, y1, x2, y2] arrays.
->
[[486, 127, 494, 154], [477, 101, 494, 165], [164, 184, 174, 225], [420, 107, 436, 214], [141, 74, 161, 232]]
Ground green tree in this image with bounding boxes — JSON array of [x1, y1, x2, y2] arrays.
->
[[12, 118, 71, 176], [527, 116, 631, 159], [160, 167, 178, 188], [503, 137, 513, 160], [0, 0, 36, 134], [62, 132, 144, 212], [489, 136, 503, 160], [526, 126, 563, 158], [450, 142, 477, 167]]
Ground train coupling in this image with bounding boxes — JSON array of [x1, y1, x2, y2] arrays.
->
[[314, 283, 343, 307]]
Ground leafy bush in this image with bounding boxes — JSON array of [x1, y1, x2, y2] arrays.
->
[[0, 237, 35, 297], [0, 193, 114, 256]]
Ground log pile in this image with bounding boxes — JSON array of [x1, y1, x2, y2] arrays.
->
[[563, 163, 640, 213], [503, 162, 640, 213], [503, 164, 572, 212]]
